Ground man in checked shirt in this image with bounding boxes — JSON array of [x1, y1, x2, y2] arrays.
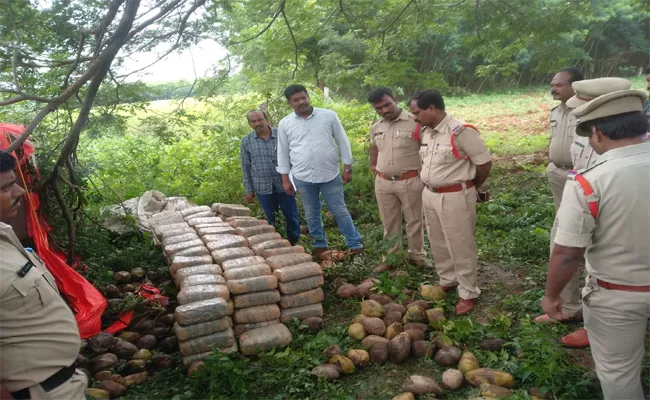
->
[[240, 110, 301, 245]]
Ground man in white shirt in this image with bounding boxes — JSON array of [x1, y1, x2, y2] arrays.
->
[[276, 84, 363, 259]]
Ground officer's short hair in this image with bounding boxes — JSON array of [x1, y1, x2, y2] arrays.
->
[[367, 87, 394, 104], [247, 110, 268, 121], [0, 151, 16, 173], [411, 89, 445, 111], [580, 111, 648, 140], [559, 67, 584, 84], [284, 84, 308, 100]]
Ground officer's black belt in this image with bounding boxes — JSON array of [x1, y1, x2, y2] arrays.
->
[[10, 365, 76, 399]]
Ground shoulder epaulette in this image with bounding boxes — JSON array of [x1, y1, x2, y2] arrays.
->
[[450, 124, 480, 160]]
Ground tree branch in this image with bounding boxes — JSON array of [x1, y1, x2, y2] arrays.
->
[[281, 6, 299, 79], [127, 0, 185, 41], [229, 0, 284, 45], [0, 93, 52, 106], [51, 174, 76, 264]]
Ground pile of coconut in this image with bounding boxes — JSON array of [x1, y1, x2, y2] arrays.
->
[[311, 284, 515, 399]]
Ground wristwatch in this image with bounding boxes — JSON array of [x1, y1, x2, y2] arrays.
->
[[344, 168, 353, 173]]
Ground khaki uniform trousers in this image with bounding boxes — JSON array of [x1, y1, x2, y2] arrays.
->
[[25, 369, 88, 400], [583, 281, 650, 400], [547, 162, 582, 318], [375, 175, 426, 261], [422, 185, 480, 300]]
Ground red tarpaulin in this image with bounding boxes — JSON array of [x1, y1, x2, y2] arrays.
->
[[1, 123, 132, 339]]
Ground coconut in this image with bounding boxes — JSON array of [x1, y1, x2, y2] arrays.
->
[[130, 267, 146, 281], [425, 309, 446, 324], [368, 293, 391, 305], [75, 354, 88, 369], [388, 332, 411, 363], [122, 372, 148, 386], [86, 389, 110, 399], [320, 260, 336, 269], [132, 319, 156, 333], [479, 338, 506, 351], [136, 335, 157, 350], [94, 370, 113, 382], [158, 336, 178, 353], [352, 314, 366, 323], [402, 306, 425, 323], [401, 375, 444, 396], [360, 317, 386, 336], [110, 339, 139, 358], [480, 383, 512, 398], [385, 322, 403, 340], [361, 335, 390, 349], [132, 349, 152, 361], [88, 333, 116, 354], [383, 311, 403, 326], [328, 355, 355, 374], [157, 313, 175, 327], [434, 346, 462, 367], [121, 359, 146, 376], [392, 393, 415, 400], [406, 300, 431, 310], [114, 271, 131, 282], [107, 298, 124, 309], [102, 285, 121, 299], [347, 349, 370, 368], [323, 345, 342, 359], [383, 303, 406, 316], [118, 331, 141, 344], [348, 323, 367, 341], [336, 284, 358, 298], [369, 343, 388, 365], [151, 354, 174, 369], [360, 300, 385, 318], [302, 317, 324, 333], [442, 369, 464, 390], [403, 322, 428, 333], [420, 285, 447, 301], [97, 381, 126, 398], [89, 353, 118, 374], [310, 364, 341, 380], [120, 283, 137, 293], [149, 327, 172, 338], [458, 351, 480, 374], [411, 340, 434, 358], [431, 333, 454, 350], [404, 329, 425, 343]]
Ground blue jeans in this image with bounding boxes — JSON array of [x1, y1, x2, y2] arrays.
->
[[257, 191, 301, 244], [293, 175, 362, 250]]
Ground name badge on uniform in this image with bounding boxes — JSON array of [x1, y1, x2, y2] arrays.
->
[[574, 141, 585, 148], [18, 261, 35, 277]]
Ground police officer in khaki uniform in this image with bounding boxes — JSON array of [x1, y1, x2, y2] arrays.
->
[[0, 151, 87, 400], [409, 90, 492, 315], [541, 89, 650, 400], [535, 78, 632, 348], [368, 87, 425, 272]]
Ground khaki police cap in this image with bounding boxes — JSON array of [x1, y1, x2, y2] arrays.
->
[[573, 89, 648, 136], [566, 77, 632, 108]]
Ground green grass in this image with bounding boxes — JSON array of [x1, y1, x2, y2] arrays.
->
[[73, 84, 650, 400]]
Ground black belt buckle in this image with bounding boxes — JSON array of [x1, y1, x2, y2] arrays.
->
[[427, 185, 438, 193], [11, 365, 76, 399]]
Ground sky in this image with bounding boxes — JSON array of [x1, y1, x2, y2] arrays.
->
[[119, 40, 230, 83]]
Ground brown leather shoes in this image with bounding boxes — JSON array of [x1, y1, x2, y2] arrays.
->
[[561, 328, 590, 348], [455, 298, 477, 315], [312, 247, 328, 260], [374, 263, 391, 273], [534, 313, 583, 325]]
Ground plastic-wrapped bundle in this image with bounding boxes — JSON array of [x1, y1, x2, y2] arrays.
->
[[211, 247, 255, 265], [175, 298, 229, 326], [246, 232, 282, 247], [233, 290, 281, 309], [197, 226, 237, 236], [162, 233, 200, 247], [229, 219, 268, 228], [217, 204, 251, 217], [160, 227, 196, 240], [273, 262, 323, 283], [238, 324, 292, 355], [154, 222, 190, 237], [278, 276, 324, 295], [226, 276, 278, 295], [183, 211, 214, 220], [279, 288, 324, 309], [170, 255, 214, 274], [179, 328, 235, 356], [187, 216, 223, 227], [177, 284, 230, 305], [174, 264, 223, 285], [180, 274, 226, 289], [235, 225, 276, 238], [262, 245, 305, 258], [233, 320, 280, 336], [221, 256, 265, 270], [265, 253, 313, 271], [164, 239, 205, 257], [251, 239, 291, 256], [233, 304, 281, 324], [174, 317, 233, 341], [280, 303, 323, 323], [180, 206, 212, 218], [181, 343, 238, 367], [150, 211, 184, 227], [172, 246, 210, 259], [204, 235, 248, 251], [223, 264, 271, 280]]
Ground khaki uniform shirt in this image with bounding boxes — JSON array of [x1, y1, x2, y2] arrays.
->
[[549, 103, 576, 167], [570, 135, 599, 170], [555, 142, 650, 286], [370, 111, 421, 176], [419, 114, 491, 187], [0, 223, 81, 392]]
